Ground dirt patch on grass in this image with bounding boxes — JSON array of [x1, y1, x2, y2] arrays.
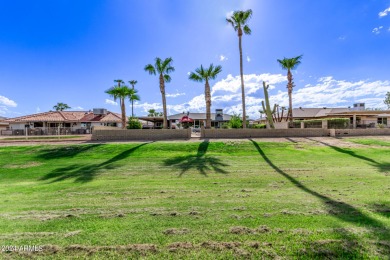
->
[[200, 241, 242, 250], [229, 225, 271, 235], [163, 228, 190, 235], [167, 242, 194, 252], [230, 226, 254, 235]]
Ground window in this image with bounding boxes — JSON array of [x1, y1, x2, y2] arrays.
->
[[34, 122, 43, 127], [377, 118, 388, 125]]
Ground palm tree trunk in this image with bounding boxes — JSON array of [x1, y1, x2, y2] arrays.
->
[[131, 85, 134, 117], [205, 80, 211, 129], [238, 32, 247, 128], [287, 69, 293, 123], [159, 74, 168, 129], [121, 98, 126, 129]]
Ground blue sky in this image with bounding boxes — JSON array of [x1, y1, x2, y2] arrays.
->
[[1, 0, 389, 119]]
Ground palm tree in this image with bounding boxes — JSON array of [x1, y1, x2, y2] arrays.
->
[[226, 9, 253, 129], [189, 64, 222, 128], [144, 57, 175, 129], [129, 80, 139, 117], [53, 102, 71, 111], [277, 55, 303, 123], [105, 79, 133, 129], [128, 80, 139, 117], [147, 109, 156, 117]]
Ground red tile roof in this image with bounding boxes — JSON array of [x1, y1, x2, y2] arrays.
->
[[5, 111, 122, 123]]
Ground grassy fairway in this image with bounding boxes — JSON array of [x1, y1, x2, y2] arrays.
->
[[0, 139, 389, 259]]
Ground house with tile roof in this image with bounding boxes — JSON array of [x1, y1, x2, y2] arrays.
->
[[3, 109, 122, 135], [138, 109, 234, 129], [0, 116, 9, 131], [257, 104, 389, 128]]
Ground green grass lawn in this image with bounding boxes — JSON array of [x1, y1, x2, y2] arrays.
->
[[346, 138, 390, 147], [0, 139, 389, 259]]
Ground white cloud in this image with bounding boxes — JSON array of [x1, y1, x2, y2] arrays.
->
[[372, 26, 383, 34], [226, 11, 234, 19], [105, 99, 118, 106], [220, 55, 227, 61], [247, 56, 251, 62], [166, 92, 186, 98], [338, 35, 346, 41], [36, 107, 41, 113], [0, 95, 17, 107], [211, 73, 286, 95], [379, 6, 390, 17], [187, 72, 191, 75], [73, 106, 84, 110]]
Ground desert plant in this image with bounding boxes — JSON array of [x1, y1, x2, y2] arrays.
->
[[261, 82, 276, 129]]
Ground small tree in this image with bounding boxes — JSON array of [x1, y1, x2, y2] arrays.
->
[[127, 117, 142, 129], [228, 114, 243, 128], [384, 92, 390, 109]]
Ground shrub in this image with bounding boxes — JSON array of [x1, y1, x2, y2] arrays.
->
[[252, 124, 266, 129], [228, 114, 243, 129], [221, 123, 229, 129], [127, 117, 142, 129]]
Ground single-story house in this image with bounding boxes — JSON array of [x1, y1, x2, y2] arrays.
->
[[3, 108, 122, 135], [256, 103, 389, 128], [0, 116, 9, 132], [138, 109, 233, 129]]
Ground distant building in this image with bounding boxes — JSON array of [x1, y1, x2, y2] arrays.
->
[[3, 109, 122, 135], [138, 109, 233, 129], [257, 103, 389, 128]]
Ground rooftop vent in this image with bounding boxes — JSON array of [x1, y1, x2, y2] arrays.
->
[[93, 108, 107, 115]]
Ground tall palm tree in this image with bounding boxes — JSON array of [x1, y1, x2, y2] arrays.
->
[[189, 64, 222, 129], [226, 9, 253, 128], [128, 80, 139, 117], [53, 102, 71, 111], [105, 79, 132, 129], [277, 55, 303, 123], [144, 57, 175, 129]]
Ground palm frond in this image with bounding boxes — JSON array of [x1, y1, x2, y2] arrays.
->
[[163, 74, 171, 83], [129, 80, 138, 86], [210, 64, 222, 79], [144, 64, 156, 75], [189, 72, 203, 82], [277, 55, 303, 70], [242, 9, 253, 22], [226, 18, 236, 30], [162, 57, 174, 74], [243, 25, 251, 35], [155, 57, 162, 73]]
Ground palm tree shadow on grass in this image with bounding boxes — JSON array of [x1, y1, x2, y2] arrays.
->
[[40, 143, 150, 183], [249, 139, 389, 257], [164, 140, 228, 177], [36, 144, 103, 160], [306, 137, 390, 174]]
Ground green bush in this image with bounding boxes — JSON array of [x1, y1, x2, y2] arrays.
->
[[228, 114, 243, 129], [127, 117, 142, 129], [221, 123, 229, 129], [252, 124, 266, 129]]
